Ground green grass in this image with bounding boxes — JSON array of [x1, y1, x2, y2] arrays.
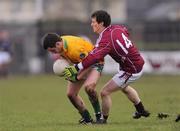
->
[[0, 74, 180, 131]]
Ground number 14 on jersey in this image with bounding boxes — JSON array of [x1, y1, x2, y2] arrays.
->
[[116, 33, 133, 54]]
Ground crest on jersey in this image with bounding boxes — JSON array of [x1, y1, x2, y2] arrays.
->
[[80, 53, 86, 59]]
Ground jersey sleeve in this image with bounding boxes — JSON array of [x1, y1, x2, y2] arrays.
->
[[81, 41, 111, 69]]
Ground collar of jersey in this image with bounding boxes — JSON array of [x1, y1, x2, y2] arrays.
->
[[63, 39, 68, 52], [99, 25, 110, 36]]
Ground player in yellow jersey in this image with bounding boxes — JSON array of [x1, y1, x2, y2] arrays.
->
[[42, 33, 103, 124]]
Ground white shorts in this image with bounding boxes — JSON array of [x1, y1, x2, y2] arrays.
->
[[0, 51, 11, 64], [112, 68, 143, 88]]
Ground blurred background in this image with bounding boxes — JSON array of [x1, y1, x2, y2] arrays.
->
[[0, 0, 180, 78]]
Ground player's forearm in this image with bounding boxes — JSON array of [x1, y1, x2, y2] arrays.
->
[[76, 47, 107, 71], [77, 58, 97, 71]]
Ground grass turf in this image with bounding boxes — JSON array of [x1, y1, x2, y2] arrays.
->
[[0, 74, 180, 131]]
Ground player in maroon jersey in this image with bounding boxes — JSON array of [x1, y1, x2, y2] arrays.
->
[[64, 10, 150, 124]]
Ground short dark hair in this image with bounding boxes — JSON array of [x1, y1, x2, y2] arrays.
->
[[42, 33, 62, 50], [91, 10, 111, 27]]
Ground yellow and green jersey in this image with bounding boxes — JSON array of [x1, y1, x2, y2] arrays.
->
[[60, 36, 94, 63]]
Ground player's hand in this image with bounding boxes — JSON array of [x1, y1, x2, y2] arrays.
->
[[63, 65, 78, 78], [63, 65, 79, 82], [65, 74, 78, 83]]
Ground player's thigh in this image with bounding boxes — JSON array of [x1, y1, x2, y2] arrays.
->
[[101, 79, 121, 96], [77, 67, 91, 80], [83, 69, 101, 89], [67, 80, 84, 95]]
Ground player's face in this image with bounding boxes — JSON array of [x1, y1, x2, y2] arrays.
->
[[91, 17, 104, 34], [47, 41, 63, 54], [47, 47, 59, 54]]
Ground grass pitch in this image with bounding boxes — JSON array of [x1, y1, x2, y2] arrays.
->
[[0, 74, 180, 131]]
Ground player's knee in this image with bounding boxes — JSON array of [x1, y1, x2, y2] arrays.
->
[[85, 87, 95, 97], [67, 92, 76, 100], [84, 82, 96, 93], [100, 89, 109, 98]]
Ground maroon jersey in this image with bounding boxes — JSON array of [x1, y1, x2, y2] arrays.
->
[[82, 25, 144, 73]]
